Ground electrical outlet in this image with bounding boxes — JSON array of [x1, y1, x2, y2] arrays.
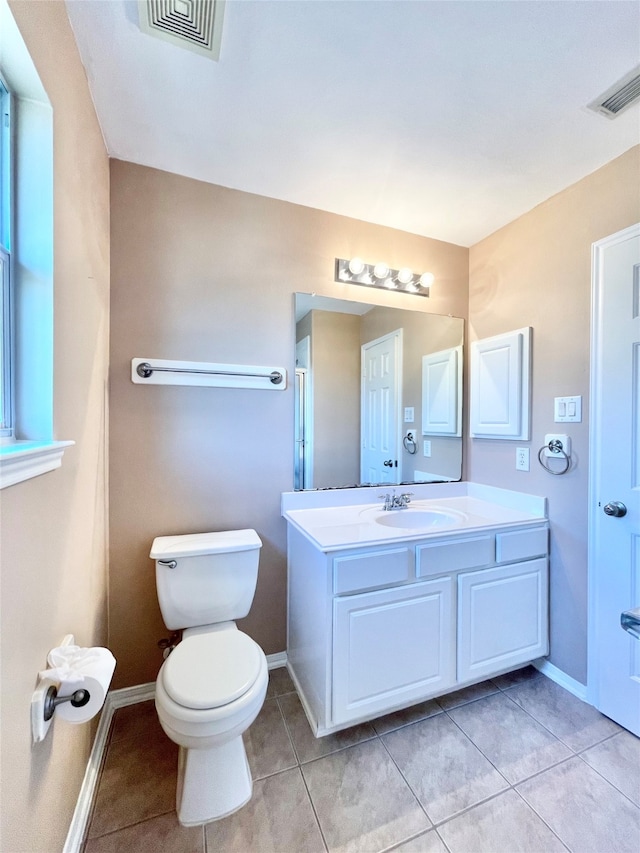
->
[[423, 440, 432, 457], [516, 447, 530, 471]]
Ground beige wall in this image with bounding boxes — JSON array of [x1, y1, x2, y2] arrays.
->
[[109, 158, 469, 688], [0, 3, 110, 853], [305, 310, 361, 488], [468, 145, 640, 684]]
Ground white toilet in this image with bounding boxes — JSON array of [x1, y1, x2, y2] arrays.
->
[[151, 529, 268, 827]]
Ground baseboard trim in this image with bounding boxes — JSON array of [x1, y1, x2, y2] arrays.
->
[[267, 651, 287, 670], [533, 658, 588, 702], [62, 693, 116, 853], [64, 652, 288, 852]]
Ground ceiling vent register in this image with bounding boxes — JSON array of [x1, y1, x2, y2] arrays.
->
[[588, 64, 640, 119], [138, 0, 225, 61]]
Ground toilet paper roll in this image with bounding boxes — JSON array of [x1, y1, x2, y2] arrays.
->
[[50, 648, 116, 724]]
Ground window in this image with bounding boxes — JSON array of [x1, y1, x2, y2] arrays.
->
[[0, 42, 72, 488], [0, 76, 11, 438]]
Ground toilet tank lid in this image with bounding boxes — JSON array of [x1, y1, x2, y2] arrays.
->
[[150, 529, 262, 559]]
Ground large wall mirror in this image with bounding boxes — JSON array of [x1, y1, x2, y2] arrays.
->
[[295, 293, 464, 490]]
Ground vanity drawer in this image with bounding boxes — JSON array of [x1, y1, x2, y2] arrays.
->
[[417, 535, 494, 577], [333, 547, 414, 595], [496, 527, 548, 563]]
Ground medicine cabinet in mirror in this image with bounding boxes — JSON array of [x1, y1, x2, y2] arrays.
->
[[294, 293, 464, 490]]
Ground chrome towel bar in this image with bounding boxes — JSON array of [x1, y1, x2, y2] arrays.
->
[[136, 361, 283, 384], [131, 358, 287, 391]]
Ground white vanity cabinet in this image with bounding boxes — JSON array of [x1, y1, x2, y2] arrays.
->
[[286, 519, 549, 737]]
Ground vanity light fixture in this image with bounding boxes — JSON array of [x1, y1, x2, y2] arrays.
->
[[335, 258, 434, 297]]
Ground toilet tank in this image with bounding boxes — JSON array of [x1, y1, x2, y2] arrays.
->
[[151, 529, 262, 631]]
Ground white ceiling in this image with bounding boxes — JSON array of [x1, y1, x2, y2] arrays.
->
[[66, 0, 640, 247]]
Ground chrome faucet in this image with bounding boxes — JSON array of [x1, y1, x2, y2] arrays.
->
[[379, 492, 394, 511], [378, 491, 414, 510]]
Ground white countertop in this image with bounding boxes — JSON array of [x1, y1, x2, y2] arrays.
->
[[282, 483, 547, 551]]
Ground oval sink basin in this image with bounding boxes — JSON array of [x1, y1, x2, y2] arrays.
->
[[374, 509, 464, 530]]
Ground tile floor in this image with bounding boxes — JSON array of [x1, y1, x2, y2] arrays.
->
[[83, 666, 640, 853]]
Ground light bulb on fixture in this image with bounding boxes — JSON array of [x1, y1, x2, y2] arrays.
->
[[397, 268, 414, 285], [348, 257, 365, 276], [419, 272, 435, 288], [373, 263, 389, 280]]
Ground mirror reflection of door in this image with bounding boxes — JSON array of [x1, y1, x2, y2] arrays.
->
[[361, 330, 402, 485], [295, 337, 311, 489], [294, 369, 307, 489]]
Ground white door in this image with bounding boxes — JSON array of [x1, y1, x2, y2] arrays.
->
[[361, 330, 401, 484], [589, 223, 640, 736]]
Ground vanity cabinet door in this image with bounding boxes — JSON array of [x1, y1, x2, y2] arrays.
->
[[332, 579, 455, 726], [457, 558, 548, 683]]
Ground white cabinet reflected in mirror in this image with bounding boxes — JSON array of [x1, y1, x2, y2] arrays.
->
[[294, 293, 464, 490], [422, 345, 463, 438]]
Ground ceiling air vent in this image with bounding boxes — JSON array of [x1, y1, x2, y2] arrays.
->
[[138, 0, 225, 61], [588, 64, 640, 119]]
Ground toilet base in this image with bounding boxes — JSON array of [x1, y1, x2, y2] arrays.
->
[[176, 736, 253, 826]]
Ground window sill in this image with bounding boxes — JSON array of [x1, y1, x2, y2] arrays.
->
[[0, 440, 75, 489]]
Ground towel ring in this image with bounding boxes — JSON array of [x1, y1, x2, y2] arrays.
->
[[537, 440, 571, 475], [403, 434, 418, 454]]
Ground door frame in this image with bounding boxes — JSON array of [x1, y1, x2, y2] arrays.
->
[[360, 329, 403, 485], [587, 221, 640, 706], [295, 336, 312, 489]]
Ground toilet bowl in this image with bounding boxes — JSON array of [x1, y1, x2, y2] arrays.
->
[[150, 529, 267, 826], [155, 624, 268, 825]]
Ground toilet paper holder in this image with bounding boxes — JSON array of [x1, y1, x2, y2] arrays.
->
[[31, 634, 116, 743], [42, 684, 91, 722]]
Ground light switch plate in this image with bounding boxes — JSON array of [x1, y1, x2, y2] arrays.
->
[[404, 407, 414, 423], [423, 440, 432, 457], [554, 396, 582, 422]]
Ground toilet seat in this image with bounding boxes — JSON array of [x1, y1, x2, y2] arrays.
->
[[162, 630, 262, 710]]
